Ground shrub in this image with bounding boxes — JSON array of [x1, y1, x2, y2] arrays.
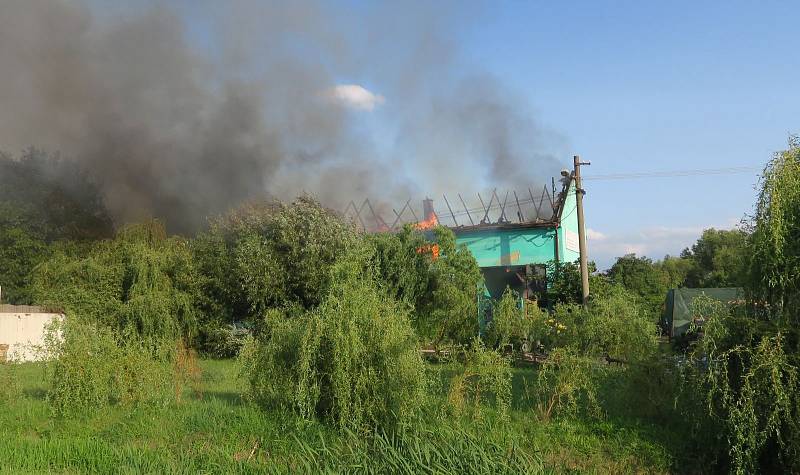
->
[[31, 220, 199, 341], [200, 322, 251, 358], [42, 319, 176, 417], [545, 285, 658, 363], [233, 196, 361, 315], [484, 287, 547, 352], [446, 339, 512, 421], [366, 226, 432, 311], [531, 347, 601, 422], [417, 227, 483, 346], [677, 139, 800, 473], [241, 250, 427, 433], [0, 223, 51, 304], [686, 296, 800, 473]]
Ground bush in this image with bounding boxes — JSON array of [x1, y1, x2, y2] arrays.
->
[[685, 296, 800, 473], [417, 227, 483, 346], [199, 322, 251, 358], [0, 223, 51, 304], [484, 288, 547, 352], [531, 347, 601, 422], [545, 285, 658, 363], [42, 319, 177, 417], [676, 139, 800, 473], [366, 226, 432, 311], [234, 196, 361, 315], [446, 339, 512, 421], [241, 250, 427, 433], [31, 220, 199, 341]]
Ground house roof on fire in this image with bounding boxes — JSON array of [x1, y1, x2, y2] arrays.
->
[[344, 175, 575, 233]]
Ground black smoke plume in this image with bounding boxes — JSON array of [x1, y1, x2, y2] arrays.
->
[[0, 0, 565, 232]]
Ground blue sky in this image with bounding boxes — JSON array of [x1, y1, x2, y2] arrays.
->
[[87, 1, 799, 268], [456, 1, 799, 267]]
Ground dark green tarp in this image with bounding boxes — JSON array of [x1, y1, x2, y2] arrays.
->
[[661, 288, 743, 338]]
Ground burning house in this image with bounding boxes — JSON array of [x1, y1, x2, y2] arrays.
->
[[345, 173, 582, 308]]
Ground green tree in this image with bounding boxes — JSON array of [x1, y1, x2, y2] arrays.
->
[[656, 254, 694, 288], [0, 225, 50, 304], [0, 148, 113, 241], [233, 196, 360, 316], [682, 228, 747, 288], [418, 227, 483, 346], [366, 226, 432, 311], [241, 248, 427, 432], [683, 138, 800, 473], [0, 149, 114, 303], [192, 196, 359, 332], [606, 254, 670, 318], [32, 220, 199, 341], [542, 260, 607, 306]]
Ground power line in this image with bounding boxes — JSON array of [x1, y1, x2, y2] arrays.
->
[[582, 166, 760, 181]]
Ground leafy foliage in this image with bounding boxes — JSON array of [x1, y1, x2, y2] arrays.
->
[[545, 286, 658, 363], [417, 227, 483, 346], [541, 260, 612, 307], [0, 148, 113, 242], [235, 196, 361, 314], [241, 250, 427, 433], [657, 254, 695, 288], [748, 137, 800, 317], [0, 149, 113, 304], [0, 224, 50, 304], [41, 320, 177, 417], [484, 287, 547, 352], [680, 139, 800, 474], [607, 254, 670, 318], [366, 226, 431, 311], [532, 347, 601, 422], [682, 228, 748, 288], [31, 220, 199, 341], [193, 196, 360, 338], [446, 340, 512, 421]]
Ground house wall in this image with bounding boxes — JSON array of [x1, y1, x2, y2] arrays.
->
[[454, 227, 558, 268], [0, 308, 63, 362], [453, 179, 583, 268], [556, 178, 581, 264]]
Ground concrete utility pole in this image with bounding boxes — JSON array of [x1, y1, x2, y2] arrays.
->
[[573, 155, 591, 307]]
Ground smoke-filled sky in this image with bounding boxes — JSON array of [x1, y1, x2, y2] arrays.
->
[[2, 1, 797, 268], [0, 0, 565, 232]]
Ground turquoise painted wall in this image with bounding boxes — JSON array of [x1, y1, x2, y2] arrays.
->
[[455, 226, 557, 268], [557, 179, 581, 264], [453, 179, 581, 268]]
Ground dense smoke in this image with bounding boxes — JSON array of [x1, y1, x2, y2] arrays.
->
[[0, 0, 565, 232]]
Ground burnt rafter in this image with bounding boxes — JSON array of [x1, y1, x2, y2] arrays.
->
[[343, 179, 567, 233]]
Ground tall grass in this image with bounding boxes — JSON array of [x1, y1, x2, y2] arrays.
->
[[0, 359, 676, 474]]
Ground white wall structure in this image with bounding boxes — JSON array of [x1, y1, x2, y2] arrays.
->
[[0, 305, 63, 362]]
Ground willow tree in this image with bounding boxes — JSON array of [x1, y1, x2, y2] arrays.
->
[[690, 138, 800, 474], [32, 220, 199, 341]]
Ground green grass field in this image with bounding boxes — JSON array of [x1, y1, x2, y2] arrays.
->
[[0, 359, 681, 474]]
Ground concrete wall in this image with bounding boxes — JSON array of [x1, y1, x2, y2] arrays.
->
[[0, 307, 63, 362]]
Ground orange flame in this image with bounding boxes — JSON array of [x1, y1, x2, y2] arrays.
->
[[414, 211, 439, 230], [416, 243, 440, 260]]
